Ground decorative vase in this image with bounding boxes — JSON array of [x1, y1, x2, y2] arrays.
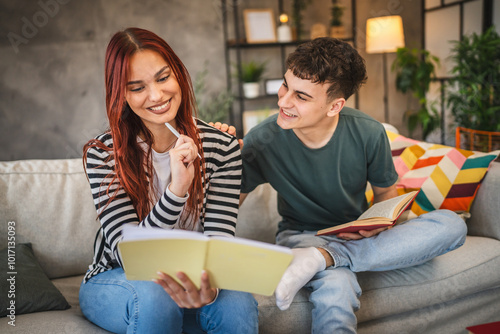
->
[[277, 24, 292, 42], [243, 82, 260, 99]]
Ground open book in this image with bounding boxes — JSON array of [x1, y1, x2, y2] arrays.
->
[[316, 191, 419, 236], [118, 226, 293, 296]]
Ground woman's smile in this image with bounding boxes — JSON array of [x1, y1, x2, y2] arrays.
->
[[148, 99, 171, 114]]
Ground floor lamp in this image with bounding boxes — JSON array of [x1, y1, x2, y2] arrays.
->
[[366, 16, 405, 124]]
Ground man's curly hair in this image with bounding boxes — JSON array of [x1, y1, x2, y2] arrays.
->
[[286, 37, 367, 102]]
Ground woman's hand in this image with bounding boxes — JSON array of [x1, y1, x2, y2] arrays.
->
[[154, 270, 218, 308], [168, 135, 198, 197]]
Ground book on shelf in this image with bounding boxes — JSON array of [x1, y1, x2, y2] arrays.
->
[[118, 226, 293, 296], [316, 191, 419, 236]]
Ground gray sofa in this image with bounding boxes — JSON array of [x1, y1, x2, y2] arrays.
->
[[1, 156, 500, 334]]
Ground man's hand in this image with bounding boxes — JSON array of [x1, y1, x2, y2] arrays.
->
[[335, 184, 399, 240], [154, 270, 217, 308], [208, 122, 244, 149], [337, 226, 389, 240]]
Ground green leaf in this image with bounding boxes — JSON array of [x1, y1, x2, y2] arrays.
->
[[447, 27, 500, 131], [391, 47, 440, 138]]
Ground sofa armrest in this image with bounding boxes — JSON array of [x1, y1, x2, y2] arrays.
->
[[468, 161, 500, 240]]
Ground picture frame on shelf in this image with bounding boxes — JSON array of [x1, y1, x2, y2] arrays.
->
[[264, 78, 283, 95], [243, 9, 277, 43], [243, 109, 279, 135]]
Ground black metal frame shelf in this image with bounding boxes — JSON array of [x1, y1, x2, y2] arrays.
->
[[221, 0, 356, 136]]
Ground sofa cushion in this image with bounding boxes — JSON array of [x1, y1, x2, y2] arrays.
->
[[0, 243, 70, 317], [255, 289, 312, 333], [0, 159, 99, 279], [248, 236, 500, 333], [394, 143, 499, 217], [236, 183, 281, 244], [355, 236, 500, 322], [0, 308, 109, 334], [386, 130, 420, 159]]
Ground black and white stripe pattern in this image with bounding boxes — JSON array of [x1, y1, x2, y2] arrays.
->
[[83, 119, 242, 282]]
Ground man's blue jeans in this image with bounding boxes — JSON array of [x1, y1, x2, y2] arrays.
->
[[276, 209, 467, 334], [79, 268, 258, 334]]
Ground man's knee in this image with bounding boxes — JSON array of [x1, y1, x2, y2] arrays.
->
[[313, 267, 361, 297], [205, 291, 258, 334], [427, 210, 467, 237]]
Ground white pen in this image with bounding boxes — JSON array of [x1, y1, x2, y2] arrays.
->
[[165, 122, 202, 159]]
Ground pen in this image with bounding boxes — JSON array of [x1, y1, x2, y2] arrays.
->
[[165, 122, 202, 159]]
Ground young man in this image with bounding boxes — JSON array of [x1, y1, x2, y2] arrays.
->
[[236, 38, 467, 332]]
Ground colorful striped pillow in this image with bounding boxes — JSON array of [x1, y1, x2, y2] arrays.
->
[[365, 131, 420, 205], [386, 131, 420, 159], [394, 142, 499, 217]]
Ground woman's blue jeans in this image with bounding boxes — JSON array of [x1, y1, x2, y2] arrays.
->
[[275, 209, 467, 334], [79, 268, 258, 334]]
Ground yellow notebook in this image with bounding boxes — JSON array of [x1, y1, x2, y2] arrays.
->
[[118, 226, 293, 296]]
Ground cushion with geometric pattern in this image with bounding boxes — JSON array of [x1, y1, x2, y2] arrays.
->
[[386, 130, 420, 160], [394, 142, 499, 217]]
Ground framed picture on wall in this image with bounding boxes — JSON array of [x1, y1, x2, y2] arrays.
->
[[243, 9, 277, 43]]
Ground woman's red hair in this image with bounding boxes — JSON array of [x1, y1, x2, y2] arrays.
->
[[83, 27, 205, 228]]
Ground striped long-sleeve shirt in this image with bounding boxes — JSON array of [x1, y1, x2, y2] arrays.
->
[[83, 119, 242, 282]]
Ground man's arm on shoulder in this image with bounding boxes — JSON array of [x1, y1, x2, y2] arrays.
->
[[208, 122, 243, 148]]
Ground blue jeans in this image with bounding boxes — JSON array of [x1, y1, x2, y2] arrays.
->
[[79, 268, 258, 334], [275, 209, 467, 334]]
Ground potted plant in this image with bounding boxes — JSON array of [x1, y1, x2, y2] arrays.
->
[[447, 27, 500, 146], [391, 47, 440, 139], [330, 0, 345, 38], [447, 27, 500, 151], [238, 60, 267, 99], [194, 64, 233, 123]]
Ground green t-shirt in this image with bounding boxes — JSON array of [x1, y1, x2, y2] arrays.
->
[[241, 107, 398, 232]]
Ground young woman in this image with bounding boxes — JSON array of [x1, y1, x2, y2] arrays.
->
[[79, 27, 258, 334]]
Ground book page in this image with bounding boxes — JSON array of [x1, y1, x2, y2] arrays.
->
[[206, 238, 292, 296], [118, 226, 293, 294], [121, 225, 209, 241], [357, 192, 414, 221], [118, 238, 207, 287]]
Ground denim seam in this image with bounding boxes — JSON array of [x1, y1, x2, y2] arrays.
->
[[197, 310, 211, 333], [85, 278, 139, 333]]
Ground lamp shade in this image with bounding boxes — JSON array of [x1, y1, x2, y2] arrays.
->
[[366, 15, 405, 54]]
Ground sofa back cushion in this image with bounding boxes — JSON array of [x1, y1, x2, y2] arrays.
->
[[236, 184, 280, 244], [468, 161, 500, 240], [0, 159, 99, 279]]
